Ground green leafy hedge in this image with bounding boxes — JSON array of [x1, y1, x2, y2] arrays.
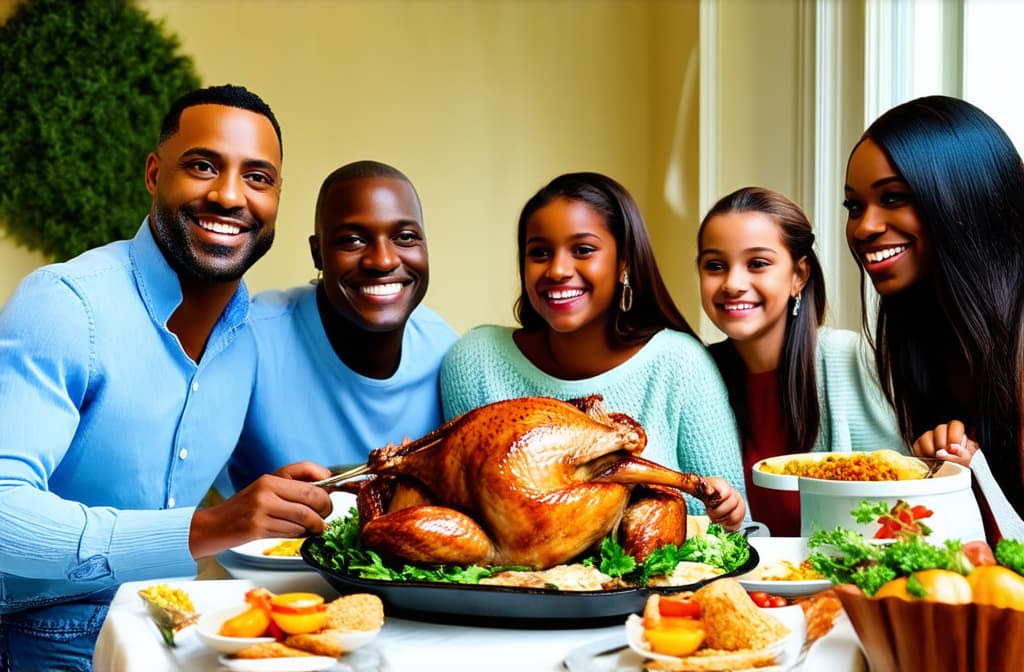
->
[[0, 0, 199, 261]]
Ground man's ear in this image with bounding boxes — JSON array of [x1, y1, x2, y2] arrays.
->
[[144, 152, 160, 196], [309, 234, 323, 270]]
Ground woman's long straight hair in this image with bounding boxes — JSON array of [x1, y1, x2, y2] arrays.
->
[[853, 95, 1024, 511]]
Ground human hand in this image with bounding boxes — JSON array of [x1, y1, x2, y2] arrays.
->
[[189, 470, 333, 559], [912, 419, 978, 467], [274, 460, 333, 482], [703, 477, 746, 531]]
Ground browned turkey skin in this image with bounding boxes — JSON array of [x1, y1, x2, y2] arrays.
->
[[347, 395, 721, 570]]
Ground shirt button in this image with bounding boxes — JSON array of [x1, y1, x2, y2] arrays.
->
[[191, 380, 199, 392], [167, 497, 176, 508], [179, 448, 188, 460]]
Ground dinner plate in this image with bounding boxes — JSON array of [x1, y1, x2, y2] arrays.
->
[[563, 609, 866, 671], [227, 493, 358, 570], [217, 655, 338, 671], [736, 537, 832, 598], [300, 537, 759, 623], [624, 605, 803, 668], [227, 538, 309, 568]]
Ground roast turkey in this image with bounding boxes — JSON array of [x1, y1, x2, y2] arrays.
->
[[350, 395, 720, 570]]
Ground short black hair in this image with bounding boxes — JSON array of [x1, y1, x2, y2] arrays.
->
[[315, 160, 420, 224], [158, 84, 282, 156]]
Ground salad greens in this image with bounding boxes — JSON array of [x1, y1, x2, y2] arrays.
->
[[808, 499, 974, 595], [311, 508, 524, 583], [996, 539, 1024, 575], [311, 508, 750, 587]]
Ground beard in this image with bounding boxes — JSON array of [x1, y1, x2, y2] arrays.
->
[[150, 200, 274, 283]]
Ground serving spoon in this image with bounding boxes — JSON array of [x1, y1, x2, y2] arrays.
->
[[310, 463, 372, 489]]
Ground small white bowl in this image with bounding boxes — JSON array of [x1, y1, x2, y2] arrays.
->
[[195, 604, 274, 654], [321, 627, 381, 652]]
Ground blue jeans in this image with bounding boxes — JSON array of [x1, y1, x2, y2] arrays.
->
[[1, 590, 114, 672]]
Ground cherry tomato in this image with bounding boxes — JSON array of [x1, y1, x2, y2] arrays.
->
[[748, 591, 770, 607], [657, 595, 701, 619], [748, 591, 788, 608], [963, 540, 996, 567]]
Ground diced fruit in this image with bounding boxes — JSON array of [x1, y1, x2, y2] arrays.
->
[[218, 606, 271, 638], [644, 618, 706, 657], [656, 595, 701, 619], [268, 592, 327, 635]]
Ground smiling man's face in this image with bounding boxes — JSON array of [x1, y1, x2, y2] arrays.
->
[[146, 104, 282, 282], [310, 176, 428, 333]]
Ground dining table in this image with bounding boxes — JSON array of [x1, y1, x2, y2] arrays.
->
[[93, 544, 868, 672]]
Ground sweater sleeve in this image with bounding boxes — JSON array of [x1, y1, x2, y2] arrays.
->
[[667, 335, 747, 514], [816, 328, 906, 454]]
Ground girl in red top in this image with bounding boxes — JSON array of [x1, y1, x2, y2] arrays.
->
[[697, 187, 903, 536]]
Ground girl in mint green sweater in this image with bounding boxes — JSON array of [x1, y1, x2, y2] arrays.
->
[[441, 172, 747, 529]]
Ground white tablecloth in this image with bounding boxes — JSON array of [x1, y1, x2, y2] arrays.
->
[[93, 575, 625, 672], [94, 505, 865, 672], [94, 566, 867, 672]]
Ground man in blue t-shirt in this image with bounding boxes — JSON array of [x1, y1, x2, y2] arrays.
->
[[226, 161, 458, 491]]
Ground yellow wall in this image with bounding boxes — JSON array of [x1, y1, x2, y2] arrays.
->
[[0, 0, 700, 334]]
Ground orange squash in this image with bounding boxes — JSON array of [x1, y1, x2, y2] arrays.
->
[[874, 569, 972, 604], [967, 565, 1024, 611]]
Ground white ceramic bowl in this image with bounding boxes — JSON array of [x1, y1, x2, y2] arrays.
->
[[195, 604, 274, 654], [795, 460, 985, 542], [322, 627, 381, 652]]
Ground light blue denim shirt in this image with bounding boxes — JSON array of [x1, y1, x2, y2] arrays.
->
[[0, 221, 256, 614]]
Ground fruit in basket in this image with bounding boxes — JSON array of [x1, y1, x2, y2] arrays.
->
[[967, 565, 1024, 610], [874, 568, 972, 604]]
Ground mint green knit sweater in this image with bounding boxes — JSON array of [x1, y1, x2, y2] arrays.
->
[[439, 325, 746, 514]]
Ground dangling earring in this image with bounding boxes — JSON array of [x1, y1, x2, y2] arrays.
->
[[791, 293, 802, 317], [311, 269, 322, 286], [619, 270, 634, 313]]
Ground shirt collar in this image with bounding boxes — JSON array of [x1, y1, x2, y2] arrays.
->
[[129, 218, 251, 333]]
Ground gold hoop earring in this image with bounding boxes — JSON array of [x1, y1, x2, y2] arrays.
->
[[619, 271, 634, 313]]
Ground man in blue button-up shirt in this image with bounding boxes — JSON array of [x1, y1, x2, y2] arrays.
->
[[0, 85, 334, 671]]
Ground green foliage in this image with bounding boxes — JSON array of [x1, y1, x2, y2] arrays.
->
[[0, 0, 200, 261], [996, 538, 1024, 575]]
